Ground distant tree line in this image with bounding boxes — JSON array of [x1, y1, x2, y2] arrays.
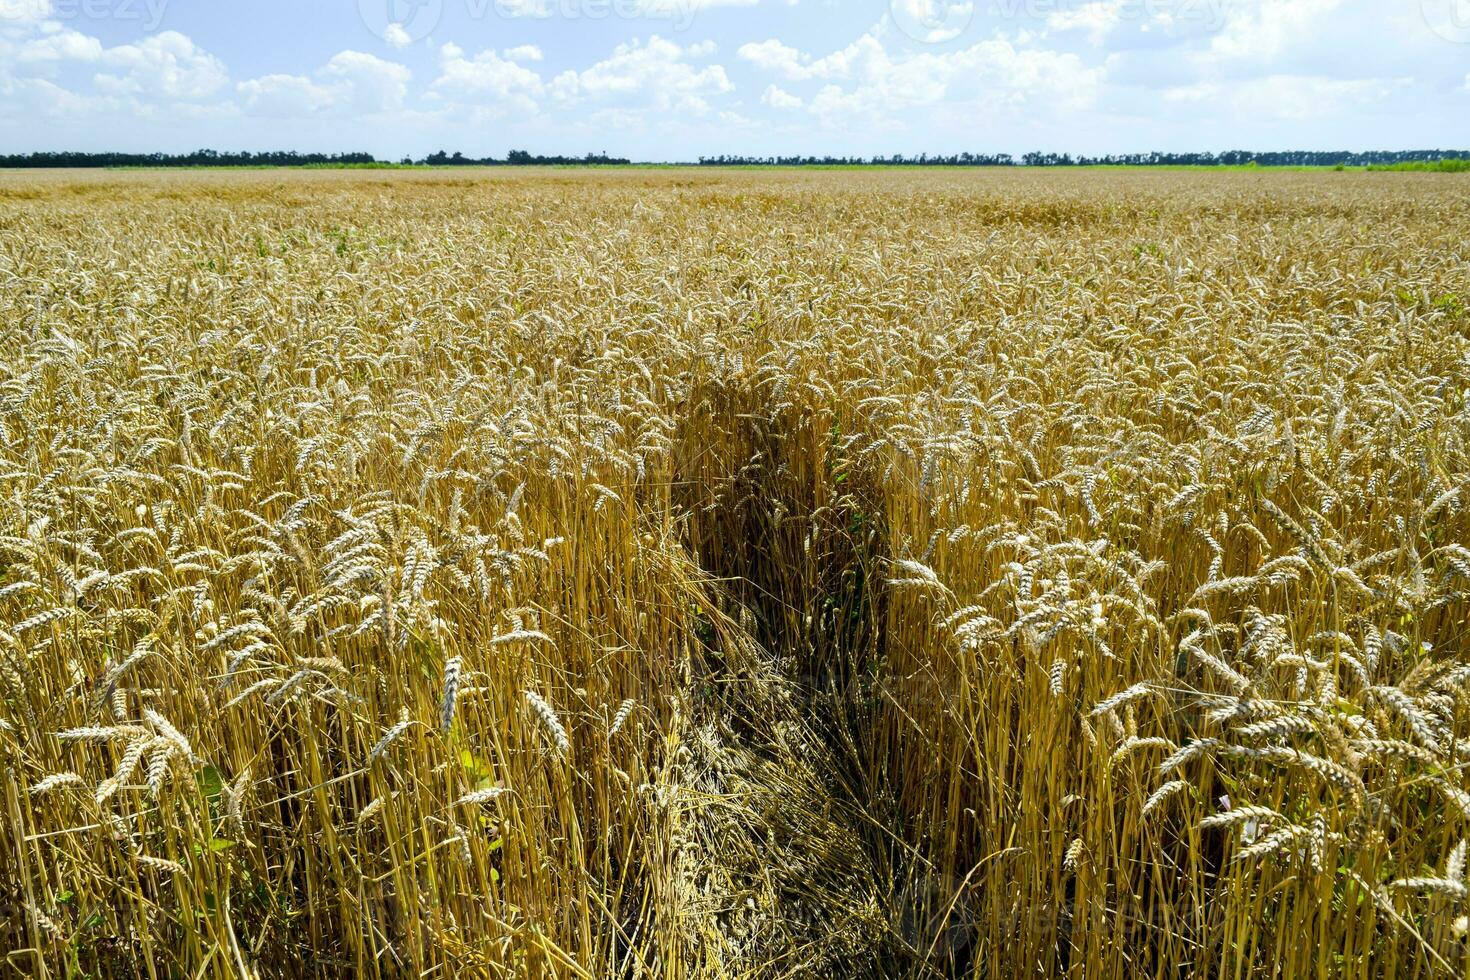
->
[[700, 149, 1470, 167], [421, 150, 631, 166], [1017, 150, 1470, 167], [697, 152, 1017, 166], [3, 148, 1470, 169], [0, 150, 381, 168], [0, 149, 632, 168]]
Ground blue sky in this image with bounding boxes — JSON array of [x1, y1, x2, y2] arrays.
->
[[1, 0, 1468, 159]]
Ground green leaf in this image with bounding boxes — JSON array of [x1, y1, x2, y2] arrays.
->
[[197, 764, 224, 801], [460, 749, 493, 784]]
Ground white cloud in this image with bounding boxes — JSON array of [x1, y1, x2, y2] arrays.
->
[[1208, 0, 1343, 62], [742, 31, 1104, 125], [16, 26, 102, 63], [1043, 0, 1191, 44], [762, 83, 802, 109], [808, 83, 879, 123], [321, 51, 411, 112], [236, 72, 331, 116], [503, 44, 543, 63], [383, 23, 412, 49], [431, 43, 544, 112], [1046, 0, 1125, 45], [93, 31, 228, 101], [737, 34, 886, 82], [239, 51, 410, 117], [1161, 81, 1219, 102], [0, 74, 99, 118], [719, 109, 756, 127], [737, 39, 809, 79], [890, 0, 974, 44], [551, 36, 731, 115], [0, 17, 230, 118]]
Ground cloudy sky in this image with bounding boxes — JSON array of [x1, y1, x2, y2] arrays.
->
[[1, 0, 1468, 159]]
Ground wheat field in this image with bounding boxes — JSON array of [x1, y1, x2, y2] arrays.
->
[[0, 168, 1467, 978]]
